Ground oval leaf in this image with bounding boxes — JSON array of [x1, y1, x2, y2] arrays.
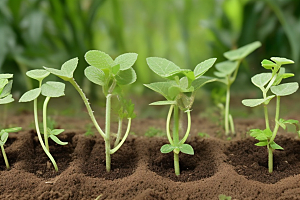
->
[[160, 144, 176, 153], [0, 94, 14, 104], [115, 68, 137, 85], [0, 80, 13, 98], [261, 59, 276, 69], [194, 58, 217, 77], [41, 81, 65, 97], [251, 73, 272, 88], [44, 67, 69, 81], [269, 141, 284, 150], [4, 127, 22, 133], [0, 74, 13, 79], [0, 79, 8, 90], [144, 81, 176, 100], [192, 76, 217, 90], [19, 88, 41, 102], [150, 100, 176, 106], [85, 50, 114, 69], [179, 144, 194, 155], [26, 69, 50, 81], [224, 41, 261, 61], [146, 57, 180, 78], [50, 129, 64, 136], [215, 61, 238, 77], [0, 131, 8, 144], [271, 82, 299, 96], [84, 66, 106, 86], [271, 57, 294, 65], [242, 95, 275, 107], [49, 135, 68, 145], [61, 57, 79, 78], [114, 53, 138, 70]]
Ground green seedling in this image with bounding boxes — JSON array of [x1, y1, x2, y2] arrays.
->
[[218, 194, 232, 200], [242, 57, 299, 173], [198, 132, 210, 138], [145, 127, 165, 137], [0, 74, 22, 169], [19, 70, 68, 171], [44, 51, 137, 172], [215, 41, 261, 135], [145, 57, 217, 175]]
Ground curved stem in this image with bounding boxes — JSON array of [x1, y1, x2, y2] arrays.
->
[[105, 94, 112, 172], [43, 96, 51, 151], [114, 118, 123, 148], [69, 79, 105, 138], [110, 118, 132, 154], [1, 145, 9, 169], [34, 99, 58, 171], [224, 77, 231, 135], [166, 105, 175, 145], [269, 96, 281, 143], [179, 110, 191, 145]]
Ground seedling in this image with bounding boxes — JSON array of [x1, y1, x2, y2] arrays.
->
[[0, 74, 22, 169], [19, 70, 67, 171], [242, 57, 299, 173], [44, 51, 137, 172], [215, 41, 261, 135], [218, 194, 232, 200], [145, 57, 217, 175]]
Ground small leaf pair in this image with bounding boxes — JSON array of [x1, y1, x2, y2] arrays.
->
[[0, 74, 14, 105]]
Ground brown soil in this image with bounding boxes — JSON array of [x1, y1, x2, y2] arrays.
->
[[1, 114, 300, 199]]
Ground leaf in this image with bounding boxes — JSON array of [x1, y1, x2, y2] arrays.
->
[[41, 81, 65, 98], [112, 64, 120, 75], [242, 95, 275, 107], [165, 69, 193, 80], [194, 58, 217, 77], [4, 127, 22, 133], [168, 86, 181, 99], [0, 94, 14, 104], [61, 57, 79, 77], [115, 68, 137, 85], [49, 135, 68, 145], [192, 76, 217, 90], [144, 81, 176, 100], [160, 144, 176, 153], [215, 61, 238, 77], [0, 80, 12, 98], [255, 141, 268, 147], [179, 144, 194, 155], [114, 53, 138, 70], [0, 79, 8, 90], [0, 74, 13, 79], [271, 57, 294, 65], [261, 59, 277, 70], [0, 131, 8, 144], [271, 82, 299, 96], [146, 57, 181, 78], [84, 66, 106, 86], [150, 100, 176, 106], [50, 129, 64, 136], [26, 69, 50, 81], [85, 50, 114, 69], [269, 141, 284, 150], [19, 88, 41, 102], [273, 68, 293, 86], [223, 41, 261, 61], [251, 73, 272, 88], [44, 67, 69, 81]]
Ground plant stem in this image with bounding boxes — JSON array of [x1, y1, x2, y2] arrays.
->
[[173, 105, 180, 176], [43, 96, 51, 151], [166, 105, 175, 145], [264, 104, 270, 130], [225, 77, 231, 135], [114, 118, 123, 148], [69, 79, 105, 138], [270, 96, 281, 143], [34, 99, 58, 171], [229, 114, 235, 135], [110, 118, 132, 154], [179, 110, 191, 145], [1, 145, 9, 169], [174, 152, 180, 176], [268, 144, 273, 173], [105, 94, 112, 172]]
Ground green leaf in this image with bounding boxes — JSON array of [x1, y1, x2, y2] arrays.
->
[[255, 141, 268, 147], [261, 59, 277, 69], [44, 67, 69, 81], [224, 41, 261, 61], [168, 86, 181, 99], [4, 127, 22, 133], [49, 135, 68, 145], [19, 88, 41, 102], [112, 64, 120, 75], [251, 73, 272, 88], [269, 141, 283, 150], [26, 69, 50, 82], [0, 94, 14, 104], [165, 69, 193, 80], [0, 131, 8, 145], [160, 144, 176, 153], [146, 57, 181, 78], [270, 57, 294, 65], [50, 129, 64, 136], [283, 119, 299, 125], [115, 68, 137, 85], [0, 79, 8, 90], [192, 76, 217, 91], [85, 50, 114, 69], [61, 57, 79, 77], [271, 82, 299, 96], [0, 74, 13, 79], [214, 61, 238, 77], [144, 81, 175, 100], [242, 95, 275, 107], [277, 118, 286, 130], [114, 53, 138, 70], [41, 81, 65, 98], [179, 144, 194, 155], [84, 66, 106, 86], [273, 68, 293, 86], [0, 80, 12, 98], [149, 100, 176, 106], [194, 58, 217, 77]]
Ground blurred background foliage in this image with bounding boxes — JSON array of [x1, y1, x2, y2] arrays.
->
[[0, 0, 299, 101]]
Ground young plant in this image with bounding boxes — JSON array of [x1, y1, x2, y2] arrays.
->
[[242, 57, 299, 173], [19, 70, 67, 171], [214, 41, 261, 135], [0, 74, 22, 169], [144, 57, 217, 175], [44, 51, 137, 172]]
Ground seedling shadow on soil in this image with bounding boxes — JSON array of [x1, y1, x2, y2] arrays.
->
[[226, 135, 300, 184]]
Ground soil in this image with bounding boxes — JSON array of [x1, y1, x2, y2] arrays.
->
[[1, 112, 300, 200]]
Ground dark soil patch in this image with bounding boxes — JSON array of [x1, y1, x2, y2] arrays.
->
[[226, 135, 300, 184]]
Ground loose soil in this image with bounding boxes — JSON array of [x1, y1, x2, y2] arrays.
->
[[1, 112, 300, 199]]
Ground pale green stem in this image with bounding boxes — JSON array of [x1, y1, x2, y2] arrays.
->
[[110, 118, 132, 154], [268, 144, 273, 173], [265, 75, 277, 92], [229, 114, 235, 135], [174, 152, 180, 176], [114, 118, 123, 148], [264, 105, 270, 130], [179, 110, 191, 145], [173, 105, 180, 175], [34, 99, 58, 171], [69, 79, 105, 138], [1, 145, 9, 169], [224, 77, 231, 135], [43, 96, 51, 151], [269, 96, 281, 143], [166, 105, 175, 145], [105, 94, 112, 172]]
